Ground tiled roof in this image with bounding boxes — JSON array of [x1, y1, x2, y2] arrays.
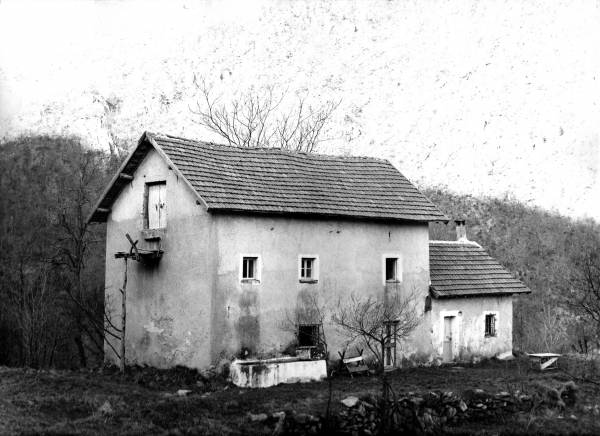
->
[[89, 132, 448, 223], [429, 241, 530, 298]]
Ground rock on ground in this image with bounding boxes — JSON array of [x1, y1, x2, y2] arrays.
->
[[341, 396, 360, 408]]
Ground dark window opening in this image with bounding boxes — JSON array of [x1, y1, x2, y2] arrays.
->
[[298, 324, 319, 347], [424, 296, 432, 312], [242, 257, 257, 280], [385, 258, 398, 281], [300, 257, 315, 279], [485, 314, 496, 337]]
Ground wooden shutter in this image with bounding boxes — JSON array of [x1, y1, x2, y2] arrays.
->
[[148, 183, 166, 229]]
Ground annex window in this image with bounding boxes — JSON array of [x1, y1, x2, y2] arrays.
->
[[299, 255, 319, 282], [298, 324, 320, 347], [144, 181, 167, 229], [485, 314, 496, 337], [385, 258, 399, 281]]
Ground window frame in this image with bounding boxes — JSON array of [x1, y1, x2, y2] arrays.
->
[[298, 254, 319, 283], [382, 253, 402, 285], [240, 254, 261, 283], [484, 312, 497, 337]]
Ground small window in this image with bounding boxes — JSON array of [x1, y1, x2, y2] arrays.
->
[[300, 257, 314, 279], [385, 258, 398, 281], [298, 255, 319, 282], [242, 257, 258, 280], [485, 314, 496, 337], [298, 324, 319, 347], [301, 257, 315, 279]]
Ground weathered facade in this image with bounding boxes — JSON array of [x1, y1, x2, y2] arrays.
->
[[90, 132, 530, 370]]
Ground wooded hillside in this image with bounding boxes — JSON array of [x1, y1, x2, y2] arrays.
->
[[425, 187, 600, 353]]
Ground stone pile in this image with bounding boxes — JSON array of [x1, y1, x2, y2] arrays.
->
[[249, 382, 578, 435], [335, 382, 577, 435]]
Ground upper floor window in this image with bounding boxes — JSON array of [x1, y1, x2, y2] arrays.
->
[[241, 255, 261, 282], [385, 257, 399, 282], [299, 255, 319, 283], [485, 313, 496, 337], [145, 181, 166, 229], [242, 257, 257, 279]]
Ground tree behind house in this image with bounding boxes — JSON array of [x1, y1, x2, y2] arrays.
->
[[191, 76, 339, 153]]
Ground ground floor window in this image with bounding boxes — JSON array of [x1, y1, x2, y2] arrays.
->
[[485, 313, 496, 337], [385, 258, 398, 281], [298, 324, 320, 347]]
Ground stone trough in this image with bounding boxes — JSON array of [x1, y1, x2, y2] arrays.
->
[[230, 356, 327, 388]]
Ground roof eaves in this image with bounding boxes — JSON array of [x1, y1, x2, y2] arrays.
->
[[86, 132, 151, 224], [429, 240, 482, 247], [430, 285, 531, 299], [207, 206, 445, 223]]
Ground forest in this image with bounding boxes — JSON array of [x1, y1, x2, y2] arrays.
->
[[0, 135, 598, 369]]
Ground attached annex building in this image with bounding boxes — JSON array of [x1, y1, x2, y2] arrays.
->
[[89, 132, 530, 369]]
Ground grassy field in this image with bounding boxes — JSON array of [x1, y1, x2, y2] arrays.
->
[[1, 358, 599, 435]]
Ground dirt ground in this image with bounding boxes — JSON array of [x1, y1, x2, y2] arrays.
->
[[1, 358, 599, 435]]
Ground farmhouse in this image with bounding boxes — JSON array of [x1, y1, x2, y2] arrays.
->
[[89, 131, 530, 371]]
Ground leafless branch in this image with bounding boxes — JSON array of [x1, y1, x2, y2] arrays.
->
[[191, 76, 339, 152], [332, 290, 420, 373]]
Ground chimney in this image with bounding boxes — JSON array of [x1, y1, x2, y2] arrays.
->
[[455, 219, 468, 242]]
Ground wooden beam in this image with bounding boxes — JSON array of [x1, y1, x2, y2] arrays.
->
[[119, 173, 134, 181], [97, 207, 111, 214]]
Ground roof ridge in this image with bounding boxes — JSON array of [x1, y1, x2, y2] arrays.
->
[[150, 131, 391, 163], [429, 240, 482, 247]]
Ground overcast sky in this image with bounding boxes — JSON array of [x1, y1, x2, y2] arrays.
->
[[1, 0, 598, 221]]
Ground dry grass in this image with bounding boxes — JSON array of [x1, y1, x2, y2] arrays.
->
[[1, 357, 600, 435]]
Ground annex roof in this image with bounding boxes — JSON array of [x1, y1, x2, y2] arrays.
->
[[429, 241, 531, 298], [89, 131, 448, 223]]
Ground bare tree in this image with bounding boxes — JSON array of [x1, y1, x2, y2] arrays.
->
[[7, 264, 62, 368], [332, 291, 420, 375], [537, 295, 570, 353], [49, 146, 112, 367], [569, 243, 600, 343], [333, 290, 420, 433], [191, 76, 339, 153]]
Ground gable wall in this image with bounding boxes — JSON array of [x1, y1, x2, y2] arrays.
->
[[104, 148, 216, 369]]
